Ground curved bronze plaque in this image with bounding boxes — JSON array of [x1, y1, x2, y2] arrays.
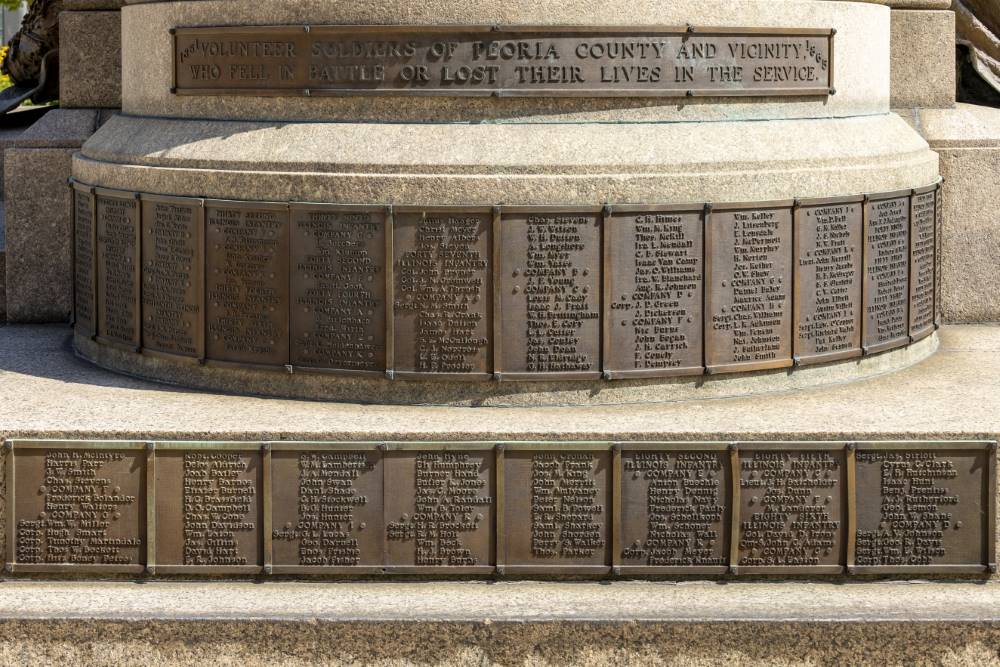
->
[[934, 185, 943, 327], [909, 186, 936, 342], [605, 206, 704, 379], [72, 184, 97, 339], [392, 208, 493, 379], [290, 204, 387, 374], [141, 195, 205, 359], [96, 189, 141, 349], [205, 201, 290, 367], [173, 25, 834, 98], [794, 197, 863, 365], [863, 192, 911, 354], [706, 203, 794, 373], [499, 208, 602, 380]]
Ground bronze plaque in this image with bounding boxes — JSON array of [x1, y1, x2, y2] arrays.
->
[[909, 187, 936, 341], [934, 185, 943, 327], [499, 208, 602, 380], [705, 203, 794, 373], [290, 204, 386, 373], [96, 190, 141, 349], [794, 198, 863, 365], [205, 201, 290, 367], [737, 446, 846, 573], [154, 448, 262, 571], [619, 446, 730, 572], [383, 448, 495, 570], [392, 209, 492, 378], [141, 195, 205, 359], [854, 446, 991, 571], [10, 445, 144, 572], [73, 184, 97, 339], [605, 207, 704, 378], [173, 26, 833, 98], [863, 193, 910, 354], [502, 448, 611, 572], [271, 447, 384, 571]]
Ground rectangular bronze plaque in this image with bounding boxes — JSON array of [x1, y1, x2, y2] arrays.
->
[[392, 208, 492, 379], [794, 197, 863, 365], [854, 444, 992, 572], [605, 206, 704, 379], [705, 203, 794, 373], [141, 195, 205, 359], [909, 187, 936, 342], [383, 447, 495, 571], [96, 189, 141, 349], [289, 204, 387, 374], [8, 443, 145, 573], [153, 446, 262, 572], [619, 445, 730, 573], [270, 445, 384, 572], [173, 25, 833, 98], [205, 201, 290, 367], [72, 184, 97, 339], [736, 445, 846, 573], [502, 447, 611, 573], [863, 193, 910, 354], [499, 208, 602, 380]]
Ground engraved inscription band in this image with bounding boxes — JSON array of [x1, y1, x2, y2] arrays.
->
[[172, 25, 835, 98], [72, 181, 942, 382], [6, 440, 994, 576]]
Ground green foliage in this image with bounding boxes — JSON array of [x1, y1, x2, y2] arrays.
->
[[0, 0, 23, 12]]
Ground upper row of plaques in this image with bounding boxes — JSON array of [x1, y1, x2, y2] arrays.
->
[[73, 183, 941, 380], [172, 25, 833, 97]]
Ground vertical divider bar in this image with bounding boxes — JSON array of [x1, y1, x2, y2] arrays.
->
[[133, 193, 143, 352], [69, 182, 77, 329], [845, 442, 857, 574], [195, 200, 207, 362], [906, 190, 916, 343], [791, 200, 800, 365], [601, 205, 612, 380], [702, 204, 712, 371], [262, 443, 273, 575], [5, 441, 15, 574], [284, 204, 292, 370], [934, 182, 943, 329], [492, 206, 502, 379], [611, 443, 622, 575], [88, 187, 98, 340], [145, 441, 156, 575], [987, 442, 997, 572], [860, 195, 870, 353], [201, 201, 210, 365], [495, 443, 505, 575], [385, 206, 395, 379], [728, 443, 740, 575]]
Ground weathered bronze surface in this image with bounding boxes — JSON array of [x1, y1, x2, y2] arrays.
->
[[173, 25, 834, 98], [96, 189, 141, 350], [384, 447, 495, 571], [604, 206, 704, 379], [909, 186, 937, 342], [499, 208, 602, 380], [141, 195, 205, 359], [270, 445, 384, 572], [793, 197, 863, 365], [5, 440, 994, 576], [854, 444, 992, 572], [705, 203, 794, 374], [935, 185, 943, 327], [392, 208, 493, 379], [289, 204, 387, 374], [153, 446, 263, 573], [72, 183, 97, 339], [7, 442, 145, 573], [863, 192, 911, 354], [205, 201, 290, 367]]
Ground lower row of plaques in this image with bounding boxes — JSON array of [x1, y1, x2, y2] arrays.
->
[[6, 440, 994, 576], [72, 180, 941, 380]]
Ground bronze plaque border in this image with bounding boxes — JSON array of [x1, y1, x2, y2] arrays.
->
[[172, 24, 835, 99], [94, 187, 142, 353]]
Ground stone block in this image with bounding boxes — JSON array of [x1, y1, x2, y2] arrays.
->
[[59, 11, 122, 109], [64, 0, 123, 8], [3, 109, 100, 323], [891, 9, 957, 109], [838, 0, 951, 8], [900, 104, 1000, 322]]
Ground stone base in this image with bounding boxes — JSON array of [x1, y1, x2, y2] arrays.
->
[[890, 9, 957, 109], [59, 10, 123, 109], [0, 581, 998, 664], [899, 103, 1000, 322]]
